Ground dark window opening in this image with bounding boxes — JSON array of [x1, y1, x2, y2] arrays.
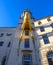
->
[[40, 26, 45, 32], [25, 30, 29, 35], [38, 21, 41, 25], [7, 42, 11, 47], [47, 52, 53, 65], [47, 17, 51, 21], [1, 56, 6, 65], [23, 55, 31, 65], [0, 33, 4, 37], [6, 33, 12, 36], [0, 42, 4, 46], [42, 35, 50, 44], [25, 39, 29, 48], [50, 23, 53, 28]]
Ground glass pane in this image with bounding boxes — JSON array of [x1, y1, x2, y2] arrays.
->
[[25, 39, 29, 48], [47, 52, 53, 65], [24, 56, 31, 61], [23, 55, 31, 65], [42, 35, 50, 44], [0, 42, 4, 46], [7, 42, 11, 47], [40, 26, 44, 32], [1, 56, 6, 65]]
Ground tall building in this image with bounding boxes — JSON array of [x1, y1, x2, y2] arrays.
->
[[0, 9, 53, 65]]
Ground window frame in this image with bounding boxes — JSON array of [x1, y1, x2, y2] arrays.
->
[[1, 56, 6, 65], [0, 41, 4, 46], [6, 33, 12, 36], [24, 39, 29, 48], [22, 54, 32, 65], [40, 26, 45, 32], [42, 34, 50, 44], [38, 21, 41, 25], [0, 33, 4, 37], [7, 42, 11, 47], [47, 52, 53, 65]]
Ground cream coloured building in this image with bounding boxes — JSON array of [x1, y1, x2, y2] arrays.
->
[[0, 10, 53, 65]]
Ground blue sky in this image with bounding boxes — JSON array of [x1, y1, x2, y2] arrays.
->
[[0, 0, 53, 27]]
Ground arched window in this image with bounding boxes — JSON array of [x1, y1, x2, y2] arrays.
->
[[47, 52, 53, 65]]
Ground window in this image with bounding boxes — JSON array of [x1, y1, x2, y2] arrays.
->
[[42, 35, 50, 44], [47, 52, 53, 65], [0, 42, 4, 46], [1, 56, 6, 65], [40, 26, 45, 32], [47, 17, 51, 21], [38, 21, 41, 25], [25, 30, 29, 35], [6, 33, 12, 36], [0, 33, 4, 37], [7, 42, 11, 47], [25, 39, 29, 48], [50, 23, 53, 28], [23, 55, 31, 65]]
